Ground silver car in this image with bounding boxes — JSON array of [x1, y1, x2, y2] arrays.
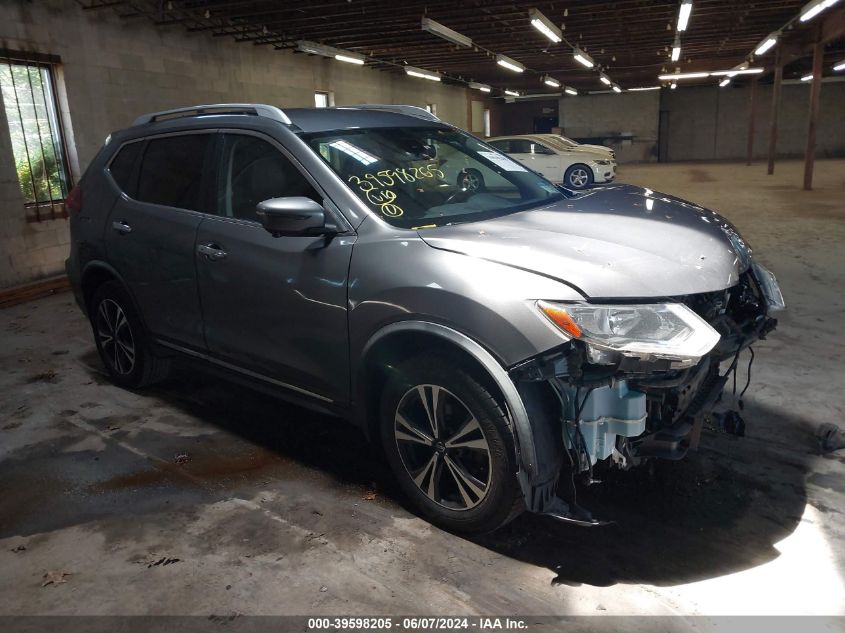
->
[[66, 103, 784, 533]]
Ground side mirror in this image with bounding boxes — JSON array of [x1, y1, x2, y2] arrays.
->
[[255, 197, 334, 237]]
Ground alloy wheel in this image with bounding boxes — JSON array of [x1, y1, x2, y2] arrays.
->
[[461, 171, 481, 191], [96, 298, 136, 375], [394, 384, 492, 510], [569, 168, 589, 188]]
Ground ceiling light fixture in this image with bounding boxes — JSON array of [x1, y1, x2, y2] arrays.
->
[[497, 54, 525, 73], [469, 82, 492, 92], [710, 68, 764, 76], [612, 84, 622, 93], [719, 78, 731, 87], [404, 66, 441, 81], [335, 53, 365, 65], [658, 71, 709, 80], [800, 0, 841, 23], [677, 0, 693, 31], [628, 86, 661, 91], [599, 72, 612, 85], [421, 17, 473, 48], [670, 82, 678, 89], [543, 75, 561, 88], [671, 34, 681, 62], [801, 73, 814, 81], [298, 40, 366, 65], [573, 47, 595, 68], [529, 8, 563, 43], [504, 89, 521, 97], [833, 59, 845, 71], [754, 32, 779, 56], [564, 87, 578, 95]]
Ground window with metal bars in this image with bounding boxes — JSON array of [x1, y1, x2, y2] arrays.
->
[[0, 54, 72, 222]]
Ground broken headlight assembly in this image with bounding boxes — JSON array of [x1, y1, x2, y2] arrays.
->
[[537, 300, 721, 367]]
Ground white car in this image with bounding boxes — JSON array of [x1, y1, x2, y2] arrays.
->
[[487, 134, 616, 190]]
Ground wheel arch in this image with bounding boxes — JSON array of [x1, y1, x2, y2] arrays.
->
[[80, 262, 149, 334], [355, 320, 538, 481]]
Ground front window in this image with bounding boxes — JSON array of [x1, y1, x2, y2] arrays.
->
[[301, 127, 564, 229]]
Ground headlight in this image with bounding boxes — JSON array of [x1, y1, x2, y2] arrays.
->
[[752, 262, 785, 312], [537, 301, 721, 365], [595, 159, 610, 165]]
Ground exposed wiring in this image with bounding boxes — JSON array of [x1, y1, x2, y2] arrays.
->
[[738, 346, 755, 409]]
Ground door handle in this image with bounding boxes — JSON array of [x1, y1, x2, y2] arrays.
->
[[112, 220, 132, 234], [197, 243, 228, 261]]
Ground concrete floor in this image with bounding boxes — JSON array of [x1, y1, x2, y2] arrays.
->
[[1, 159, 844, 621]]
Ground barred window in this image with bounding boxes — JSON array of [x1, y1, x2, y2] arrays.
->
[[0, 55, 72, 221]]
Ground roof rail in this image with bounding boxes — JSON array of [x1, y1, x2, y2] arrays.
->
[[344, 104, 441, 122], [132, 103, 291, 126]]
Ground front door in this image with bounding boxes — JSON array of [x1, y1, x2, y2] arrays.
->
[[195, 132, 354, 404], [104, 132, 215, 349], [506, 139, 560, 180]]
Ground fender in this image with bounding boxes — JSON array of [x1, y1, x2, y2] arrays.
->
[[79, 260, 151, 333], [359, 320, 539, 482]]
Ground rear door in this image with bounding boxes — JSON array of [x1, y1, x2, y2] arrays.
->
[[104, 131, 215, 350], [194, 131, 354, 404]]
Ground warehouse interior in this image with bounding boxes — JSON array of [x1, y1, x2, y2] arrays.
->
[[1, 0, 844, 626]]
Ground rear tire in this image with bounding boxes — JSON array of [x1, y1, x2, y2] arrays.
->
[[379, 352, 523, 533], [90, 281, 170, 389], [564, 164, 593, 189]]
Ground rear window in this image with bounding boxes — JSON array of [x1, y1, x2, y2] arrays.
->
[[136, 134, 211, 211], [108, 141, 143, 195]]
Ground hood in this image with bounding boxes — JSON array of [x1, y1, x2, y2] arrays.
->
[[572, 144, 613, 156], [418, 184, 748, 299]]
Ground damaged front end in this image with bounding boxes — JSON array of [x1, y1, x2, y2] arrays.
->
[[510, 262, 784, 526]]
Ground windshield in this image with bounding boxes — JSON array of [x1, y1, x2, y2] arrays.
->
[[301, 127, 564, 229], [546, 135, 577, 149]]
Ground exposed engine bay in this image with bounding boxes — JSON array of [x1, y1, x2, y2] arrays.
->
[[511, 263, 783, 525]]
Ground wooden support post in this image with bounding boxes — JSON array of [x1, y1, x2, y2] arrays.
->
[[803, 40, 824, 191], [746, 77, 758, 166], [767, 48, 783, 175]]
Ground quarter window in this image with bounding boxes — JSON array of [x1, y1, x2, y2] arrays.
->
[[136, 134, 211, 211], [107, 141, 143, 195], [217, 134, 320, 222]]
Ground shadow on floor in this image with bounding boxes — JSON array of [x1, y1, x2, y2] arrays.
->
[[1, 352, 813, 588]]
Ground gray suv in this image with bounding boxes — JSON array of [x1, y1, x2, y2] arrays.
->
[[66, 103, 784, 533]]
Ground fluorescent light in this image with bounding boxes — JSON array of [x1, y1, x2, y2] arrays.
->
[[710, 68, 764, 76], [670, 82, 677, 90], [335, 53, 365, 65], [719, 78, 731, 87], [677, 0, 693, 31], [671, 35, 681, 62], [469, 82, 492, 92], [800, 0, 841, 23], [573, 47, 595, 68], [543, 75, 561, 88], [801, 73, 814, 81], [504, 89, 520, 97], [599, 73, 611, 85], [328, 140, 378, 166], [834, 59, 845, 71], [755, 33, 778, 56], [628, 86, 661, 91], [612, 84, 622, 93], [496, 54, 525, 73], [421, 17, 473, 48], [405, 66, 441, 81], [529, 8, 562, 43], [658, 71, 708, 80], [564, 87, 578, 96], [297, 40, 366, 65]]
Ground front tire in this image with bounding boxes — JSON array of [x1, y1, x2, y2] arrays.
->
[[90, 281, 170, 389], [457, 168, 485, 193], [379, 353, 522, 533], [564, 164, 593, 189]]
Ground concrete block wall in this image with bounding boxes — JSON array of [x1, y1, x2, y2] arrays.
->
[[0, 0, 471, 289], [558, 91, 661, 163], [662, 81, 845, 162]]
